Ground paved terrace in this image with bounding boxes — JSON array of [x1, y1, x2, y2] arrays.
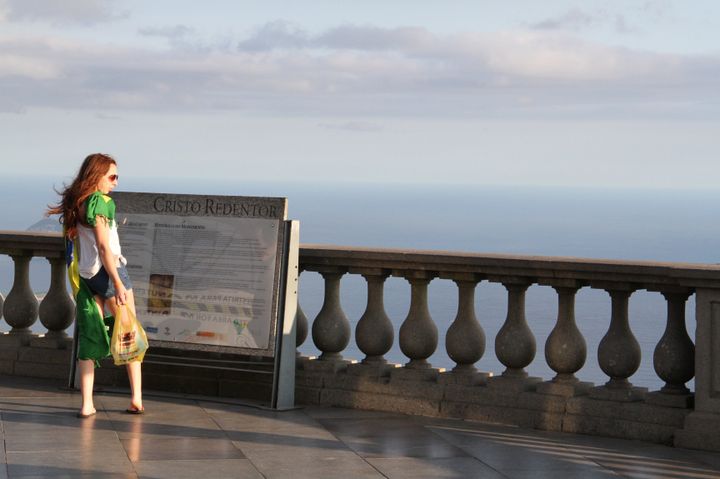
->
[[0, 376, 719, 479]]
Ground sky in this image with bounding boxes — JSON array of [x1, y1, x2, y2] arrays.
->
[[0, 0, 718, 188]]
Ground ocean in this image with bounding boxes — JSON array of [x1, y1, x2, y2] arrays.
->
[[1, 174, 718, 390]]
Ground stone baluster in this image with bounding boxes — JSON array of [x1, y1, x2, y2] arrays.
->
[[295, 268, 308, 352], [544, 285, 586, 382], [310, 268, 350, 362], [445, 275, 485, 373], [38, 257, 75, 338], [398, 272, 437, 369], [295, 303, 308, 350], [354, 269, 393, 364], [537, 282, 592, 396], [598, 288, 641, 389], [3, 254, 38, 338], [653, 290, 694, 395], [586, 284, 646, 401], [495, 281, 535, 377]]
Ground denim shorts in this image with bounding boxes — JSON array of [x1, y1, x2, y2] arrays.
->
[[83, 264, 133, 299]]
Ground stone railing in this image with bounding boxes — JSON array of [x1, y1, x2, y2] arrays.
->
[[0, 231, 74, 344], [295, 244, 720, 451], [1, 232, 719, 451], [0, 231, 74, 379]]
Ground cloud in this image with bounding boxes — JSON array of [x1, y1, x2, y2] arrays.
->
[[639, 0, 673, 20], [0, 22, 717, 120], [317, 121, 383, 132], [0, 52, 59, 79], [138, 25, 194, 40], [237, 21, 310, 51], [317, 25, 435, 52], [531, 8, 636, 34], [237, 22, 437, 54], [532, 9, 600, 31], [137, 24, 198, 50], [95, 112, 121, 120], [4, 0, 125, 25]]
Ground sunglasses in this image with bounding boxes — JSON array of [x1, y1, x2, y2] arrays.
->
[[108, 174, 119, 181]]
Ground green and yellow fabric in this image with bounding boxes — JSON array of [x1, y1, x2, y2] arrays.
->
[[66, 191, 116, 365]]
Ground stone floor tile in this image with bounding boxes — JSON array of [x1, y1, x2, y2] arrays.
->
[[318, 417, 426, 438], [97, 394, 197, 415], [497, 468, 621, 479], [212, 415, 327, 434], [121, 437, 245, 462], [214, 410, 340, 444], [338, 435, 469, 459], [366, 457, 507, 479], [232, 435, 350, 454], [5, 428, 120, 452], [112, 421, 228, 441], [0, 396, 79, 413], [451, 439, 614, 472], [108, 410, 220, 428], [222, 422, 339, 442], [206, 407, 321, 429], [196, 401, 273, 414], [684, 449, 720, 470], [426, 423, 720, 478], [6, 449, 135, 477], [302, 406, 404, 420], [133, 459, 262, 479], [0, 377, 66, 397], [319, 417, 469, 459], [238, 447, 384, 479], [591, 449, 720, 479], [0, 411, 115, 436], [14, 474, 137, 479], [106, 404, 227, 441]]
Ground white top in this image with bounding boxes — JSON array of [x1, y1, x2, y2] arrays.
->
[[76, 221, 126, 278]]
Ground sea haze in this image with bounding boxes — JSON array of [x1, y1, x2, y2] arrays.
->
[[1, 174, 718, 389]]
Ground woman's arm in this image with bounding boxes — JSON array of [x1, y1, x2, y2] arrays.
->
[[93, 216, 127, 307]]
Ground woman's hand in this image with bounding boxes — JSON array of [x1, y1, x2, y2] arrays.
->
[[115, 283, 133, 328], [115, 283, 128, 307]]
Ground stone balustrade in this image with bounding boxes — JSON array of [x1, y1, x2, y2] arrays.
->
[[296, 244, 720, 451], [1, 232, 719, 452], [0, 231, 74, 345]]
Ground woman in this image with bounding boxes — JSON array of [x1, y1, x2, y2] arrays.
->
[[48, 153, 143, 418]]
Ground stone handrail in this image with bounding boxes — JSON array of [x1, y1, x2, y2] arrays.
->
[[0, 231, 73, 340], [2, 232, 719, 450], [296, 244, 720, 450], [297, 244, 716, 388]]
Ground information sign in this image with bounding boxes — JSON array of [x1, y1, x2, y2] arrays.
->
[[112, 192, 288, 357]]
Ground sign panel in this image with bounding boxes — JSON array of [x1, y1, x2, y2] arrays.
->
[[112, 192, 288, 356]]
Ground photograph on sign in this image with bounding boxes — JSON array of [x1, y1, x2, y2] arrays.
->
[[113, 192, 287, 356]]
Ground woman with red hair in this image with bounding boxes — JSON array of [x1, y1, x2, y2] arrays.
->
[[49, 153, 144, 417]]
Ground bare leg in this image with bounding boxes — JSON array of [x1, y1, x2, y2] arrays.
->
[[78, 359, 96, 415], [108, 289, 143, 411], [126, 361, 143, 410], [78, 296, 105, 416]]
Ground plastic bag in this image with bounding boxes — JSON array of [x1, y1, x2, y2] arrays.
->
[[110, 305, 149, 365]]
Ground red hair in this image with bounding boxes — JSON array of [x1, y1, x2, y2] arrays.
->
[[47, 153, 117, 239]]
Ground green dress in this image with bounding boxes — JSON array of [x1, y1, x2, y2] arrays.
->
[[68, 191, 117, 364]]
